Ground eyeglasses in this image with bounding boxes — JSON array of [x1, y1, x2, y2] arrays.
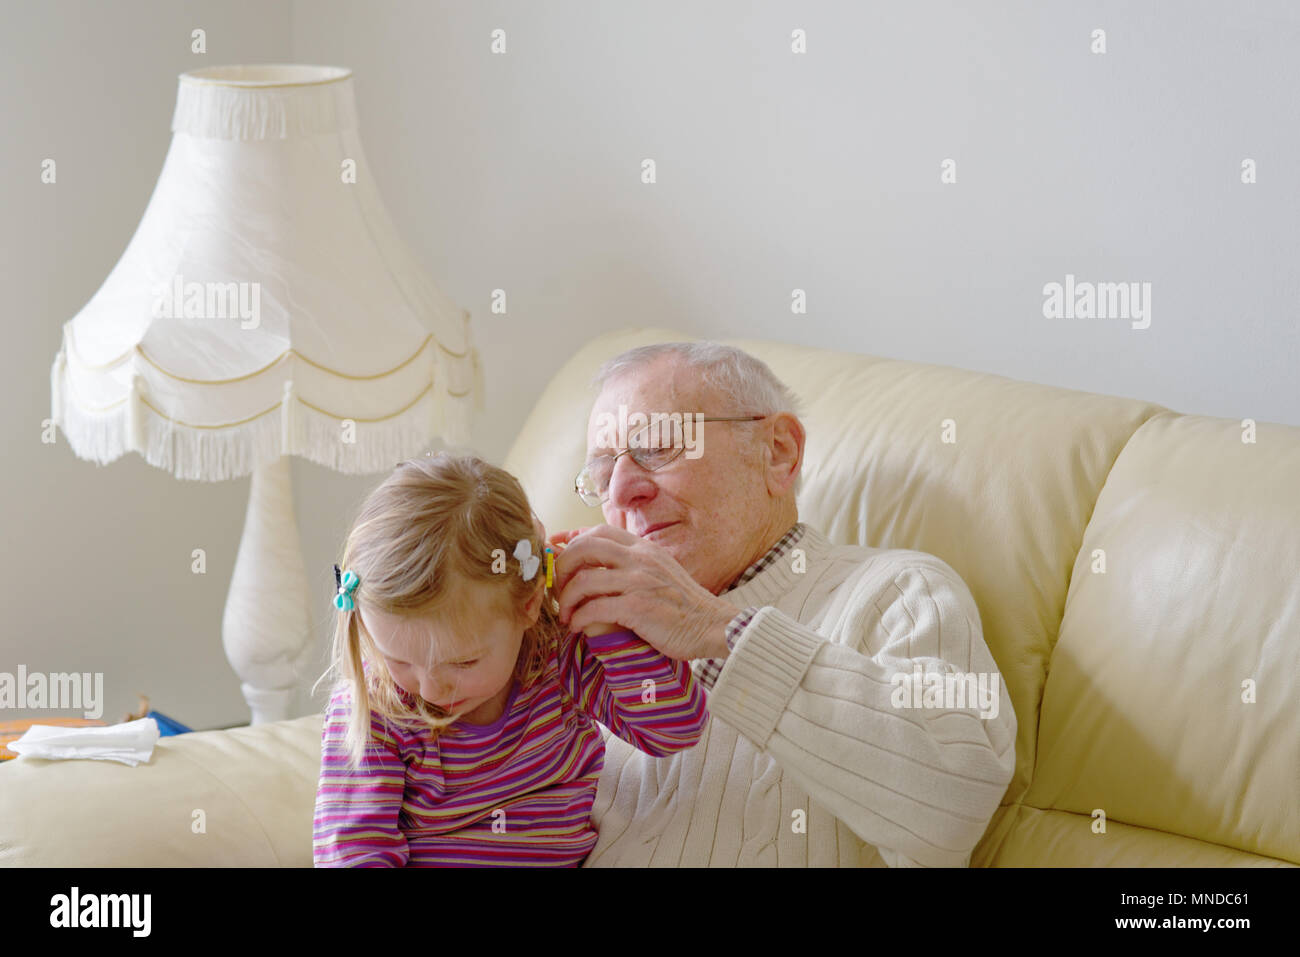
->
[[574, 414, 769, 507]]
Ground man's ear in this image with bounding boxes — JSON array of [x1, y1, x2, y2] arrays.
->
[[765, 412, 805, 496]]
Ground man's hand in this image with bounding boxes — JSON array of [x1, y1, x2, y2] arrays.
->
[[546, 527, 595, 550], [549, 525, 740, 660], [546, 531, 617, 636]]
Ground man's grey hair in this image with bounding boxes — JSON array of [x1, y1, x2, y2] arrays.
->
[[590, 341, 806, 497]]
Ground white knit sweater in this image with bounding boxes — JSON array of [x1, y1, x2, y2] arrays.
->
[[583, 523, 1017, 867]]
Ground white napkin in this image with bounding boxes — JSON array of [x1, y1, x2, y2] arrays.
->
[[7, 717, 161, 766]]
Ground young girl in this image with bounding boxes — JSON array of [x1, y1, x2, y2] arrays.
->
[[312, 452, 709, 866]]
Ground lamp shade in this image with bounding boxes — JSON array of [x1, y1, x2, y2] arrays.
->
[[50, 64, 482, 481]]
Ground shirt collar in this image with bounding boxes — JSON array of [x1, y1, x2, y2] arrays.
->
[[721, 521, 808, 594]]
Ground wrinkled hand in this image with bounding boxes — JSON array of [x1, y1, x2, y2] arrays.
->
[[546, 529, 616, 635], [549, 525, 739, 660]]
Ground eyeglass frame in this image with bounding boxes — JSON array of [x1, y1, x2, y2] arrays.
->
[[573, 414, 770, 507]]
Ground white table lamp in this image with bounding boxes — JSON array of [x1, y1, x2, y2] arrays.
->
[[50, 64, 483, 724]]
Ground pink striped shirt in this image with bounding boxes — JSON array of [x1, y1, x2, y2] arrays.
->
[[313, 628, 708, 866]]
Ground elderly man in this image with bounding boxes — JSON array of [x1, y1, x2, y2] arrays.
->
[[550, 341, 1017, 867]]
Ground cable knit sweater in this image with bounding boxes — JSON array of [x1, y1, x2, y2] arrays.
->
[[582, 522, 1017, 867]]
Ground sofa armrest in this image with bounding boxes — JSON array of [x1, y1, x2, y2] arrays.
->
[[0, 714, 323, 867]]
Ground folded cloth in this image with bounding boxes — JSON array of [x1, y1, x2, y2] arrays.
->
[[0, 717, 107, 760], [7, 717, 160, 766]]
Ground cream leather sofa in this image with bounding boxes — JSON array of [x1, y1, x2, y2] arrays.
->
[[3, 327, 1296, 866]]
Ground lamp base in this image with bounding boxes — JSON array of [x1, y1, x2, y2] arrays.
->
[[240, 683, 300, 726], [222, 456, 315, 725]]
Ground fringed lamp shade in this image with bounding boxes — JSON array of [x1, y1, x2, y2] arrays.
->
[[51, 64, 482, 481], [49, 65, 482, 724]]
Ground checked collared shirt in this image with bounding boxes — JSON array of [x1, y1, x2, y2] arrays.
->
[[690, 521, 808, 690]]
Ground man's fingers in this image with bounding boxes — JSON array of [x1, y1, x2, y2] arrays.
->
[[556, 565, 632, 626], [553, 532, 643, 592], [545, 533, 575, 555], [568, 596, 623, 638], [546, 526, 594, 549]]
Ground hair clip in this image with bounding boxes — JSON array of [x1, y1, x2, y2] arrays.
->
[[333, 563, 360, 611], [514, 539, 540, 582]]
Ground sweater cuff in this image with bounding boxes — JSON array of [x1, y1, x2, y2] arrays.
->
[[708, 606, 824, 750]]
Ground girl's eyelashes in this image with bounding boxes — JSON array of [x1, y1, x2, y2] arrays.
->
[[385, 652, 476, 669]]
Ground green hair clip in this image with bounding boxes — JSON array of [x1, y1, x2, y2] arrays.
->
[[333, 564, 359, 611]]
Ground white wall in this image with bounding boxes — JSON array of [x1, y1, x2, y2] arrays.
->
[[4, 0, 1297, 729]]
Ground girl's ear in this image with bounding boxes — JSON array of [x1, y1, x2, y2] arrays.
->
[[520, 577, 546, 627]]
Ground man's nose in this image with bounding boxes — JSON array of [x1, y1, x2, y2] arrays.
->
[[605, 452, 656, 509]]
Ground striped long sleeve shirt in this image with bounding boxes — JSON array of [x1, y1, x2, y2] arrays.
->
[[313, 627, 708, 866]]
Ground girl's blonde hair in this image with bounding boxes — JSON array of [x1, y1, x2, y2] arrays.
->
[[317, 452, 562, 768]]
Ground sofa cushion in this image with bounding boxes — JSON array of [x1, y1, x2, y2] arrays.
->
[[1026, 412, 1300, 863], [0, 714, 322, 866], [979, 805, 1294, 866]]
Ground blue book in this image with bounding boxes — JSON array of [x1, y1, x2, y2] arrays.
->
[[146, 710, 192, 736]]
